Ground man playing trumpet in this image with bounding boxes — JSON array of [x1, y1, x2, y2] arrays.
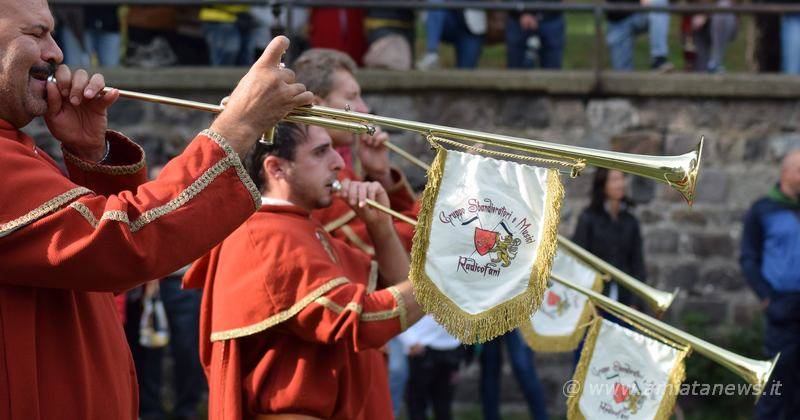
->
[[0, 0, 312, 416], [183, 122, 423, 419]]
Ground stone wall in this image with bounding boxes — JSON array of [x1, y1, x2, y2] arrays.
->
[[23, 69, 800, 416]]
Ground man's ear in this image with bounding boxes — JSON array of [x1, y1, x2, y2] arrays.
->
[[263, 156, 287, 182]]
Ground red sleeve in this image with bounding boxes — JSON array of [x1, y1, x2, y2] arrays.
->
[[377, 167, 417, 214], [277, 283, 405, 351], [0, 129, 261, 292]]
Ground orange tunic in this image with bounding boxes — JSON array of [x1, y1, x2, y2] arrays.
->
[[185, 203, 407, 420], [312, 167, 419, 254], [0, 121, 260, 419]]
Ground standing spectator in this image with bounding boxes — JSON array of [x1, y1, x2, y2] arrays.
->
[[480, 330, 549, 420], [573, 168, 646, 307], [684, 0, 737, 73], [251, 6, 310, 62], [417, 1, 486, 69], [55, 6, 121, 68], [751, 0, 781, 72], [782, 9, 800, 74], [605, 0, 673, 71], [400, 315, 463, 420], [200, 5, 255, 66], [740, 150, 800, 418], [309, 7, 367, 65], [125, 266, 206, 420], [505, 0, 566, 69]]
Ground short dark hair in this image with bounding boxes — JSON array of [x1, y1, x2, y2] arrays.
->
[[244, 122, 309, 192], [292, 48, 357, 99]]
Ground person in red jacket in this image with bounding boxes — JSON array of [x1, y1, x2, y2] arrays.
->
[[184, 122, 423, 419], [0, 0, 312, 416], [293, 48, 419, 254]]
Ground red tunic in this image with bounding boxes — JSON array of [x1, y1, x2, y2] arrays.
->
[[312, 167, 419, 254], [0, 121, 260, 419], [185, 203, 406, 420]]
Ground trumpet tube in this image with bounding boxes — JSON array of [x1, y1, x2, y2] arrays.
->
[[294, 105, 703, 205], [557, 235, 678, 315], [100, 87, 375, 136], [551, 273, 779, 402]]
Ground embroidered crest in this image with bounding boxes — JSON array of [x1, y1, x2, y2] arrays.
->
[[316, 229, 339, 264]]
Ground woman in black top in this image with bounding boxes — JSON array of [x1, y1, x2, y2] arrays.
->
[[572, 168, 647, 308]]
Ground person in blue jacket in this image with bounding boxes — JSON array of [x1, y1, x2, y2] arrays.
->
[[740, 149, 800, 419]]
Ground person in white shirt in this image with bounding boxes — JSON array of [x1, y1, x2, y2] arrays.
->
[[398, 315, 463, 420]]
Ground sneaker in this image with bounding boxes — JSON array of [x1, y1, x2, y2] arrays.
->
[[416, 52, 439, 70], [651, 56, 674, 73]]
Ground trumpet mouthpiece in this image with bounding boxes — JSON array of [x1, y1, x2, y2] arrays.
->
[[331, 180, 342, 192]]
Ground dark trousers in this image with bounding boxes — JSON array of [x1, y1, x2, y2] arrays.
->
[[755, 294, 800, 419], [125, 276, 206, 419], [480, 330, 548, 420], [406, 347, 463, 420], [505, 14, 565, 69]]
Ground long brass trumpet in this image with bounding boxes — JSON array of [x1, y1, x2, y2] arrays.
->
[[93, 85, 376, 137], [557, 235, 678, 315], [551, 273, 779, 402], [294, 105, 703, 205], [92, 81, 702, 205]]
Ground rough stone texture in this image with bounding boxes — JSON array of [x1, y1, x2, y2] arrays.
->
[[22, 69, 797, 417]]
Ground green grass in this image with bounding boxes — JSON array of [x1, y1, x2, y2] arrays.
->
[[414, 12, 751, 71]]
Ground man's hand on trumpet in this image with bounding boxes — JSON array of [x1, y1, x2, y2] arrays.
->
[[211, 36, 314, 159], [45, 65, 120, 162], [335, 179, 393, 230]]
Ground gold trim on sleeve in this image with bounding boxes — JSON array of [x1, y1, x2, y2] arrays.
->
[[387, 285, 408, 331], [323, 210, 357, 233], [201, 129, 261, 210], [210, 277, 350, 341], [0, 187, 92, 238], [314, 295, 402, 322], [69, 148, 249, 233], [62, 132, 146, 175]]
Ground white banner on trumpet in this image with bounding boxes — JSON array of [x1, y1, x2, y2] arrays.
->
[[520, 248, 603, 353], [409, 148, 563, 344]]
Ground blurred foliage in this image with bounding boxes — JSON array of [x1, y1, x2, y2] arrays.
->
[[676, 309, 764, 420]]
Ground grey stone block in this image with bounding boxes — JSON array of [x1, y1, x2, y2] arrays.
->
[[690, 232, 735, 258], [645, 228, 680, 254]]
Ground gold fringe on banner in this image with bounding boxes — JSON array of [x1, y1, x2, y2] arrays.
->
[[520, 274, 604, 353], [566, 319, 689, 420], [409, 147, 565, 344]]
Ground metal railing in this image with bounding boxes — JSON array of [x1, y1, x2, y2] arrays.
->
[[49, 0, 800, 78]]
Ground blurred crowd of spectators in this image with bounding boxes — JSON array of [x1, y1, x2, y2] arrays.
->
[[50, 1, 800, 74]]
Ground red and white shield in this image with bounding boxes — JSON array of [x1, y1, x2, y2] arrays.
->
[[546, 290, 562, 307], [474, 228, 499, 256], [613, 382, 630, 404]]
